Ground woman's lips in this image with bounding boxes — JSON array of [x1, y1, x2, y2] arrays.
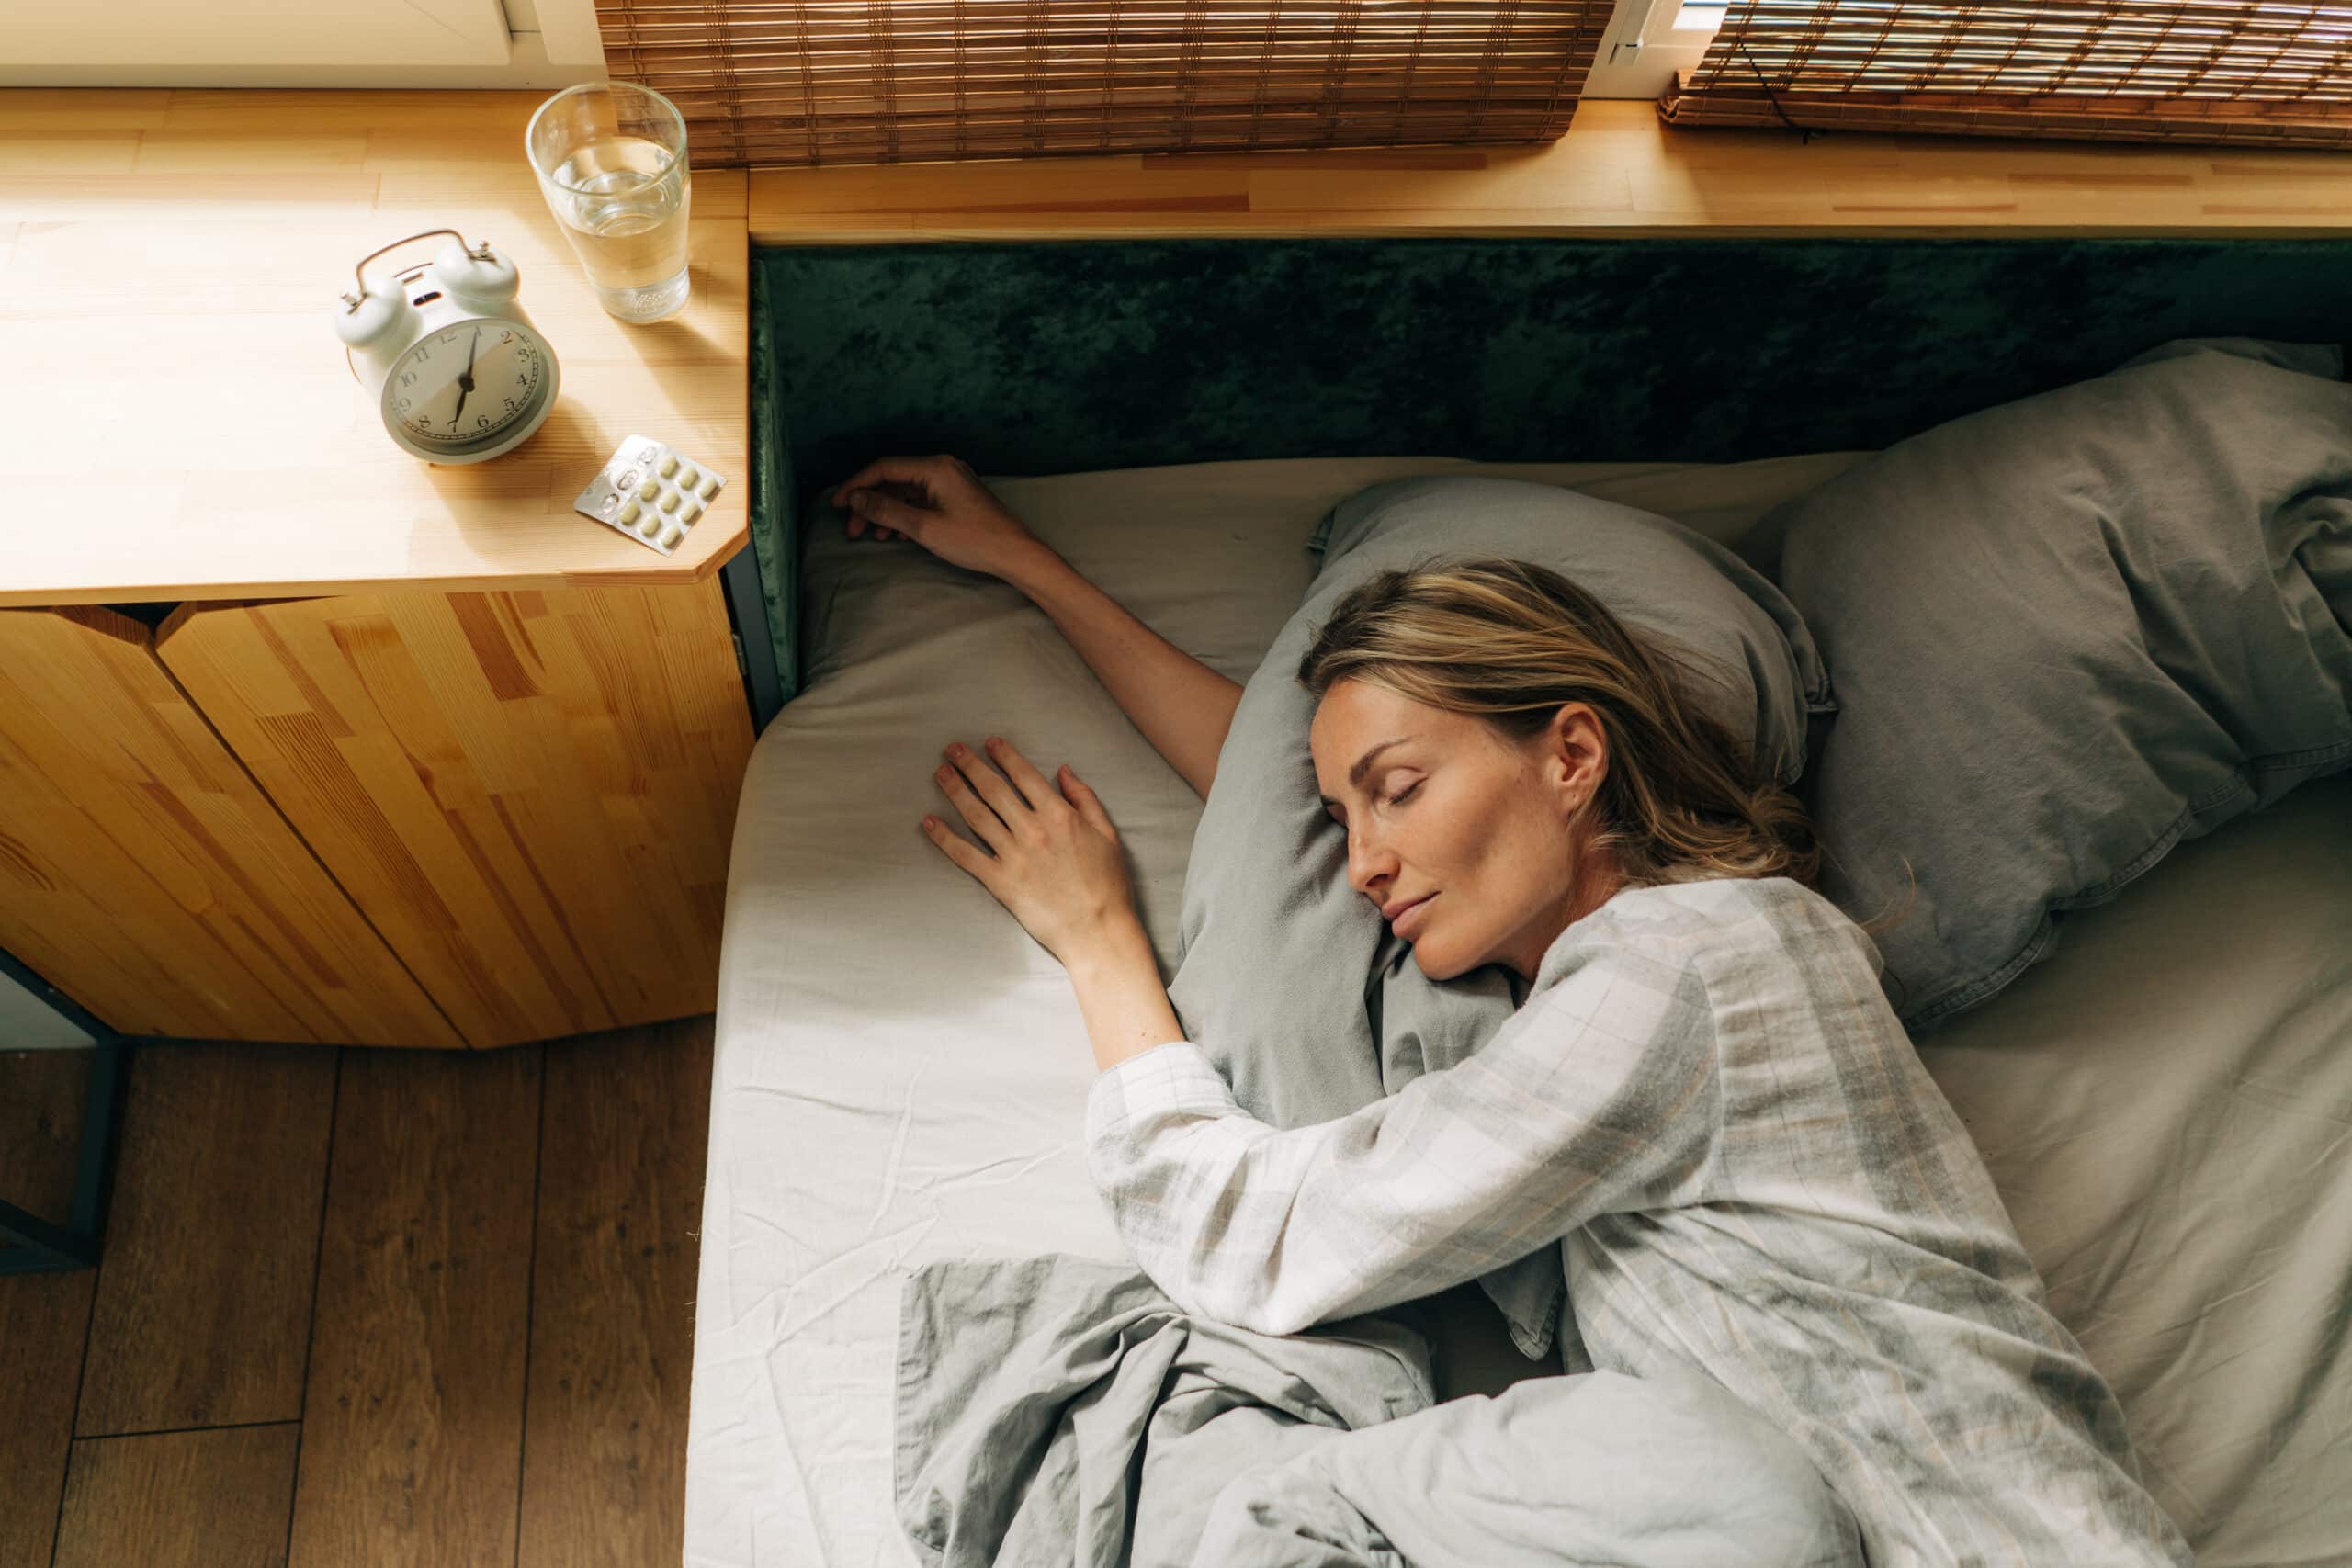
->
[[1392, 894, 1435, 939]]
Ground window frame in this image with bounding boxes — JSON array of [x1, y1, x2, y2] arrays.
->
[[1582, 0, 1733, 100], [0, 0, 605, 89]]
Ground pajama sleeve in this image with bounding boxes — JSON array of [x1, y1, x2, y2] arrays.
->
[[1084, 939, 1723, 1337]]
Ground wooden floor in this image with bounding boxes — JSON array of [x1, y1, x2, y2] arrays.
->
[[0, 1019, 712, 1568]]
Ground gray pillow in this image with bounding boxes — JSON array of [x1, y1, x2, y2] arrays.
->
[[1167, 476, 1827, 1357], [1778, 339, 2352, 1032]]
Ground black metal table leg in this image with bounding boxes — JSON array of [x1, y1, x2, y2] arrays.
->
[[0, 952, 128, 1276], [720, 541, 786, 734]]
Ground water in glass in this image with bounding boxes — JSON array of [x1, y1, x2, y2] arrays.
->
[[548, 135, 691, 322]]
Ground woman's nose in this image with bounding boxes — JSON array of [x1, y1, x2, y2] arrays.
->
[[1345, 830, 1396, 898]]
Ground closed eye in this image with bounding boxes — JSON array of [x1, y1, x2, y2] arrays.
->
[[1386, 779, 1424, 807]]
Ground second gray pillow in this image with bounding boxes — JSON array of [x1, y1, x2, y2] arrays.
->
[[1778, 338, 2352, 1032]]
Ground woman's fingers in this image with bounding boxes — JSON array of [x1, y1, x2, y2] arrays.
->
[[936, 761, 1012, 849], [981, 737, 1058, 806], [835, 455, 937, 542], [1059, 768, 1119, 841], [920, 815, 996, 884], [964, 738, 1108, 842], [919, 733, 1142, 967], [832, 455, 940, 504], [845, 488, 929, 539], [945, 743, 1033, 825]]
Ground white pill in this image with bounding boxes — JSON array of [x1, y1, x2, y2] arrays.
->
[[639, 513, 662, 538], [658, 454, 679, 479], [697, 475, 720, 501], [661, 525, 683, 549], [658, 488, 681, 513], [675, 463, 699, 490], [678, 499, 703, 525], [617, 500, 642, 525]]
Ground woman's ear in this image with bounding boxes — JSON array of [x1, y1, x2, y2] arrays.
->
[[1545, 702, 1610, 814]]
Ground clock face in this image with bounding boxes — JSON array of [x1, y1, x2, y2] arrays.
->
[[384, 321, 549, 451]]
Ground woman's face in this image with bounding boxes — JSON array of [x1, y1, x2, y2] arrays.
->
[[1310, 679, 1614, 981]]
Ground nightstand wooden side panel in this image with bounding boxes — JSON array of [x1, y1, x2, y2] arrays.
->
[[157, 581, 752, 1049], [0, 606, 459, 1046]]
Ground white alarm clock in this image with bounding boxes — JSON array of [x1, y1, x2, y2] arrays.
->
[[333, 229, 560, 464]]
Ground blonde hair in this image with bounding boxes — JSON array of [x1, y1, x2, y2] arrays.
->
[[1297, 557, 1818, 890]]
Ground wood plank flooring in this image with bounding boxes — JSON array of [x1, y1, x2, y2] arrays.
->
[[0, 1052, 94, 1568], [0, 1018, 712, 1567]]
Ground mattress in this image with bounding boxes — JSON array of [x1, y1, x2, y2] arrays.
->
[[684, 457, 2352, 1568]]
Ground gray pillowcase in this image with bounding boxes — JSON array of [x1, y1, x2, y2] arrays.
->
[[1778, 338, 2352, 1032], [1166, 476, 1827, 1357]]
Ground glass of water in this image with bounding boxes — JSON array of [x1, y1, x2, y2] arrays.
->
[[526, 81, 693, 324]]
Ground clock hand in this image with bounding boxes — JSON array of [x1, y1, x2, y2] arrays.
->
[[449, 327, 481, 429]]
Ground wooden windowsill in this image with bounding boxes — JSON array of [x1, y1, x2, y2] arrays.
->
[[6, 87, 2350, 604], [749, 99, 2352, 243]]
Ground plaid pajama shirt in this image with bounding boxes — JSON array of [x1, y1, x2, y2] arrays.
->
[[1087, 876, 2190, 1568]]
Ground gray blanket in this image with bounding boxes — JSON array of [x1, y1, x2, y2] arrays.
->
[[896, 1260, 1862, 1568], [895, 1258, 1434, 1568]]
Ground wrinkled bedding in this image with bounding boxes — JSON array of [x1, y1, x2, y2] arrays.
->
[[893, 1256, 1435, 1568], [684, 456, 2352, 1568], [894, 1257, 1864, 1568]]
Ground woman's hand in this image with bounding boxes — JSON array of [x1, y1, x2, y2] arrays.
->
[[923, 735, 1142, 969], [831, 455, 1046, 582]]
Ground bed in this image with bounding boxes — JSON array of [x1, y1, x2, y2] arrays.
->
[[683, 452, 2352, 1568]]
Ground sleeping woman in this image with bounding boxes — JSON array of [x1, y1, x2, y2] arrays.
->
[[832, 455, 2190, 1568]]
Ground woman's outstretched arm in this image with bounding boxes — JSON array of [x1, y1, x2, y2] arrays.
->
[[833, 455, 1243, 798]]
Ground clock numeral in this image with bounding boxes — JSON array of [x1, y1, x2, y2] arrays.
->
[[395, 398, 412, 413], [476, 414, 490, 430], [499, 331, 514, 344], [503, 397, 518, 413], [399, 371, 415, 388]]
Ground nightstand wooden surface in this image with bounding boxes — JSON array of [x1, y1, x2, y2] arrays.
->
[[0, 89, 756, 1047], [0, 88, 748, 607]]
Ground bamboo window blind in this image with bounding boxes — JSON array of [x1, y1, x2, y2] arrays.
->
[[593, 2, 1615, 167], [1661, 1, 2352, 148]]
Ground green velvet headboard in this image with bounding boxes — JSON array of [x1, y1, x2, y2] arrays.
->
[[744, 235, 2352, 721]]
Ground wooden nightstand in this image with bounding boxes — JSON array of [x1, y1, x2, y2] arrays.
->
[[0, 91, 769, 1051]]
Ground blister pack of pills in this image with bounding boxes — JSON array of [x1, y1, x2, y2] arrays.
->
[[571, 435, 726, 555]]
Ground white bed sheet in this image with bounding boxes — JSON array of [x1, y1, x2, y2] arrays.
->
[[684, 456, 2352, 1568]]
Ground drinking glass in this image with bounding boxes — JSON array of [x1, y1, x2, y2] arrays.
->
[[526, 81, 693, 323]]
